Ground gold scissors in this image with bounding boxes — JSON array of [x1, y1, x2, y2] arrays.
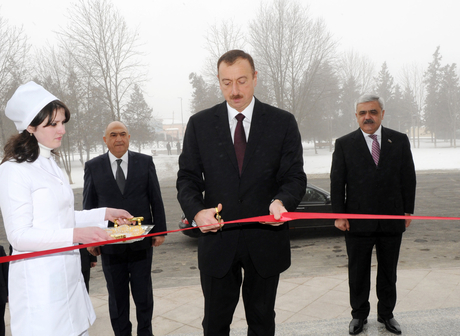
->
[[215, 207, 223, 231]]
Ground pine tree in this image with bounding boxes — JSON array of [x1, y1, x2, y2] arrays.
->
[[423, 47, 443, 145], [189, 72, 221, 114], [337, 75, 360, 135], [389, 84, 404, 131], [401, 85, 419, 146], [122, 84, 155, 152], [374, 62, 395, 128], [438, 63, 460, 146]]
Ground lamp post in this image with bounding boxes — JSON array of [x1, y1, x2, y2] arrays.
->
[[178, 97, 184, 140]]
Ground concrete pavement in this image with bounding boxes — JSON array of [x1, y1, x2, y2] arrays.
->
[[4, 266, 460, 335]]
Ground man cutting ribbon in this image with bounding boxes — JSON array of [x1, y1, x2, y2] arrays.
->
[[177, 50, 306, 336]]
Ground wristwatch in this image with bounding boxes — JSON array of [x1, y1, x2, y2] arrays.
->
[[270, 199, 284, 207]]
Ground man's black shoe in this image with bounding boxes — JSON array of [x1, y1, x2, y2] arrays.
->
[[378, 316, 402, 334], [349, 318, 367, 335]]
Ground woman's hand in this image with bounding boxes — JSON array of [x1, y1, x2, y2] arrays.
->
[[73, 227, 112, 244], [105, 208, 133, 225]]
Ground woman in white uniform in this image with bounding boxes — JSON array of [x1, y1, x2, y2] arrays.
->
[[0, 81, 133, 336]]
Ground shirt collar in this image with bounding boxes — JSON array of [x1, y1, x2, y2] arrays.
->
[[360, 125, 382, 139], [108, 150, 129, 164], [38, 142, 53, 159], [227, 96, 255, 123]]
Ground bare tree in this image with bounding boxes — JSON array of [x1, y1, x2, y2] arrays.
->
[[248, 0, 337, 123], [338, 49, 376, 95], [203, 19, 246, 81], [34, 46, 77, 183], [57, 0, 145, 121], [0, 15, 30, 146]]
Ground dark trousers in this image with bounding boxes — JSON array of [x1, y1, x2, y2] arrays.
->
[[101, 247, 154, 336], [0, 302, 4, 336], [200, 231, 280, 336], [345, 231, 402, 319], [82, 269, 90, 292]]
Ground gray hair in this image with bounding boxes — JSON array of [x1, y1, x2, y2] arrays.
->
[[355, 94, 385, 111]]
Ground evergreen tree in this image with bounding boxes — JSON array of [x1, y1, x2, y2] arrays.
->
[[83, 84, 113, 157], [423, 47, 443, 145], [374, 62, 395, 128], [438, 63, 460, 146], [389, 84, 405, 132], [401, 85, 419, 145], [299, 61, 340, 152], [374, 62, 394, 100], [122, 84, 156, 152], [189, 72, 221, 114], [337, 75, 360, 136]]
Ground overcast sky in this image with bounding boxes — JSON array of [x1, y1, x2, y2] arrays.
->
[[2, 0, 459, 123]]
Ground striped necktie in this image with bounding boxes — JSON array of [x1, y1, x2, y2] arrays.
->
[[369, 134, 380, 166]]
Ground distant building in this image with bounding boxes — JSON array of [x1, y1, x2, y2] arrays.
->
[[160, 118, 186, 141]]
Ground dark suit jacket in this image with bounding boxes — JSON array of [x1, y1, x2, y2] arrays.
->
[[177, 98, 306, 278], [330, 127, 416, 232], [0, 246, 8, 304], [83, 151, 166, 253]]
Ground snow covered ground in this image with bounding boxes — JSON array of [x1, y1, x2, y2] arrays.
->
[[67, 137, 460, 190]]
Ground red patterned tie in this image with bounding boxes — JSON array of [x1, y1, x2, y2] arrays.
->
[[234, 114, 246, 174], [369, 134, 380, 166]]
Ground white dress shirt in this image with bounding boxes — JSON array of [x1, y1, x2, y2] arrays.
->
[[108, 151, 129, 179], [227, 96, 255, 143], [361, 125, 382, 155]]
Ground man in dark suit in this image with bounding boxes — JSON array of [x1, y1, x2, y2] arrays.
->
[[0, 245, 8, 336], [177, 50, 306, 336], [83, 121, 166, 336], [330, 94, 416, 335], [80, 247, 97, 292]]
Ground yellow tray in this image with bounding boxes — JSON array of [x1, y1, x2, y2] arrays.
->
[[105, 225, 154, 244]]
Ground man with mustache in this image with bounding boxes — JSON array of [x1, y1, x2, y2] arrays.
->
[[177, 50, 306, 335], [330, 94, 416, 335], [83, 121, 167, 336]]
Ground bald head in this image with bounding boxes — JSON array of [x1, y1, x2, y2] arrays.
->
[[103, 121, 130, 158]]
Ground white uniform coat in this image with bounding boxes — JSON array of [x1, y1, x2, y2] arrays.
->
[[0, 155, 107, 336]]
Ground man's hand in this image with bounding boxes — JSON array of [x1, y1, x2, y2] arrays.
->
[[405, 213, 412, 228], [335, 218, 350, 231], [105, 208, 133, 224], [152, 236, 166, 247], [87, 246, 101, 256], [261, 199, 287, 226], [194, 203, 223, 233]]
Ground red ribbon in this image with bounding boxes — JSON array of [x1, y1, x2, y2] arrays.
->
[[1, 212, 459, 263]]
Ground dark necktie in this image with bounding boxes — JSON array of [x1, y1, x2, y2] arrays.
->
[[234, 114, 246, 175], [369, 134, 380, 166], [116, 159, 126, 194]]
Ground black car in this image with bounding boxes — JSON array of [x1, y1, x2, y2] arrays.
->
[[178, 183, 333, 238]]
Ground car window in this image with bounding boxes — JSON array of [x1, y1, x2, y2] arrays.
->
[[304, 187, 327, 202]]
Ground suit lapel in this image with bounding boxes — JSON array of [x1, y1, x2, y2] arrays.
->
[[125, 151, 137, 193], [380, 127, 392, 163], [102, 152, 123, 195], [213, 103, 239, 174], [213, 99, 266, 176], [352, 129, 376, 167]]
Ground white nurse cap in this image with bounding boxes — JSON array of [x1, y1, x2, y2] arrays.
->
[[5, 81, 60, 132]]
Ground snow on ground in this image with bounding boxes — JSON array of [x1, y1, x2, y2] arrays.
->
[[67, 138, 460, 189]]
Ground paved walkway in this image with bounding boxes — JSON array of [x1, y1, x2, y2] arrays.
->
[[4, 267, 460, 335]]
